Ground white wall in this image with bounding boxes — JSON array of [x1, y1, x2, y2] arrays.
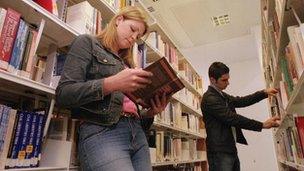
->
[[182, 26, 278, 171], [226, 58, 278, 171]]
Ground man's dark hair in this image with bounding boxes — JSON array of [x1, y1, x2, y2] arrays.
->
[[208, 62, 230, 80]]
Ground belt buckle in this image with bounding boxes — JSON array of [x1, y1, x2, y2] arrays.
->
[[122, 112, 133, 117]]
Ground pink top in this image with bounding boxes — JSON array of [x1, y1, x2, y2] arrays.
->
[[122, 65, 138, 114], [122, 96, 138, 114]]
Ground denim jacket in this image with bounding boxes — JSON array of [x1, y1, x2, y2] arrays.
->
[[56, 34, 153, 127]]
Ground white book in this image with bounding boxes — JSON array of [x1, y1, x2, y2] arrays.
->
[[66, 1, 94, 34], [0, 8, 7, 34]]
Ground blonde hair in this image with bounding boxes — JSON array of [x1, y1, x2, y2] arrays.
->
[[96, 6, 149, 67]]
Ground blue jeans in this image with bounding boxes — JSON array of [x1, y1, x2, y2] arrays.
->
[[207, 151, 240, 171], [78, 117, 152, 171]]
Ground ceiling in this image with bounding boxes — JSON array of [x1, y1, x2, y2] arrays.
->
[[141, 0, 261, 49]]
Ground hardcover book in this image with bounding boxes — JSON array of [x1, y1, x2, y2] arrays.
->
[[126, 57, 185, 108]]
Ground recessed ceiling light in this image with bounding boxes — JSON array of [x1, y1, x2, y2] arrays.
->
[[211, 14, 230, 26]]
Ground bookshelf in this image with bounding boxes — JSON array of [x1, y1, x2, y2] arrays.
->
[[261, 0, 304, 170], [0, 0, 206, 170]]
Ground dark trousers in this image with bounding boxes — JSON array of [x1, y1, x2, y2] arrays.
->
[[207, 151, 240, 171]]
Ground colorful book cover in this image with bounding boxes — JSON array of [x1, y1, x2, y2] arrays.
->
[[126, 57, 185, 108]]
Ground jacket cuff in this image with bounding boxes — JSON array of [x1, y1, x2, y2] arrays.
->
[[255, 121, 264, 132], [260, 90, 268, 98], [92, 78, 105, 100]]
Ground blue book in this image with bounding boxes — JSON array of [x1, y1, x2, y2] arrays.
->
[[16, 111, 33, 168], [15, 21, 29, 71], [31, 112, 45, 167], [0, 104, 5, 152], [6, 111, 25, 168], [54, 53, 67, 76], [4, 110, 20, 169], [0, 106, 11, 152], [8, 19, 29, 74], [8, 19, 25, 74], [25, 112, 37, 167]]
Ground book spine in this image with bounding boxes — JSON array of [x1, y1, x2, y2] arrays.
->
[[0, 8, 7, 34], [0, 108, 17, 170], [16, 22, 29, 72], [6, 111, 25, 168], [0, 8, 21, 70], [20, 30, 37, 78], [16, 111, 33, 168], [31, 113, 45, 167], [25, 112, 37, 167], [8, 19, 25, 74], [0, 106, 10, 152]]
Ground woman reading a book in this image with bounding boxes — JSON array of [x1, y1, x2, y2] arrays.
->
[[56, 6, 169, 171]]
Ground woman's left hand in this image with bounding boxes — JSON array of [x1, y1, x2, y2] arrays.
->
[[146, 93, 171, 117]]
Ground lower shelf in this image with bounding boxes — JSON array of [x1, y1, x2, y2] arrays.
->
[[280, 160, 304, 170], [152, 158, 207, 167], [5, 166, 69, 171]]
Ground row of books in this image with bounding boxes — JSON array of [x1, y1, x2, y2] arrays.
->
[[0, 7, 44, 78], [146, 31, 179, 71], [155, 101, 204, 134], [264, 19, 304, 113], [66, 1, 105, 35], [0, 104, 47, 169], [275, 22, 304, 110], [33, 0, 133, 22], [179, 61, 203, 94], [47, 115, 79, 167], [33, 0, 68, 22], [145, 31, 203, 93], [176, 88, 201, 112], [0, 4, 66, 87], [277, 116, 304, 165], [1, 3, 203, 97], [105, 0, 135, 11], [133, 42, 203, 99], [148, 131, 206, 163], [153, 163, 205, 171], [46, 114, 206, 169], [261, 0, 284, 58]]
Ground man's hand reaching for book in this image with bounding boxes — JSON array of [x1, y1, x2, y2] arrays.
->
[[146, 93, 171, 117]]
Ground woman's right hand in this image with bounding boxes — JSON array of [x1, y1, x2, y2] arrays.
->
[[103, 68, 153, 94]]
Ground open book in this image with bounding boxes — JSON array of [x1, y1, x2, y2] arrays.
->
[[126, 57, 185, 108]]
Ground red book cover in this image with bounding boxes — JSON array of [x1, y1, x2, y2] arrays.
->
[[34, 0, 53, 13], [295, 116, 304, 156], [0, 8, 21, 70]]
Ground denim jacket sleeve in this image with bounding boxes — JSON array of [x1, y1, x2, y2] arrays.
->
[[56, 35, 105, 108]]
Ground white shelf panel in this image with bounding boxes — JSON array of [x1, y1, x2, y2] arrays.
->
[[179, 75, 203, 97], [172, 94, 202, 117], [280, 160, 304, 170], [148, 23, 203, 95], [1, 0, 79, 48], [144, 41, 203, 98], [286, 72, 304, 114], [134, 0, 156, 25], [152, 158, 206, 167], [5, 166, 68, 171], [71, 0, 116, 22], [0, 70, 55, 97], [153, 121, 205, 139], [144, 41, 164, 63]]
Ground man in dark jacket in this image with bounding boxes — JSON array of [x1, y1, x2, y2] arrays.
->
[[201, 62, 280, 171]]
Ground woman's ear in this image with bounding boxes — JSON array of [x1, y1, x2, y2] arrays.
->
[[115, 15, 124, 26]]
